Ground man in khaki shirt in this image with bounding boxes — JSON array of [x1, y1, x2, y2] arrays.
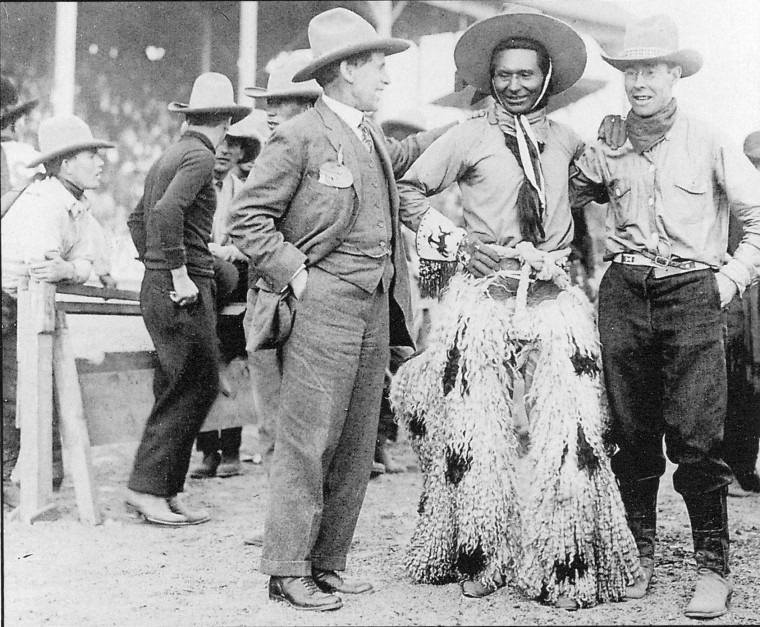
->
[[572, 15, 760, 619]]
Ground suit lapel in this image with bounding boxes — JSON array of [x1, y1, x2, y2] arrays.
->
[[366, 120, 398, 218]]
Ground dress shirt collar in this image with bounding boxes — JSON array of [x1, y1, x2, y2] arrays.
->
[[322, 94, 365, 136]]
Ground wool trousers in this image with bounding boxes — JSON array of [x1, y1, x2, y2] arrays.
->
[[128, 269, 220, 497], [599, 263, 733, 496], [260, 267, 389, 576]]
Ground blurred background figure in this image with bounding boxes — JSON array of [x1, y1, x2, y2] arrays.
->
[[1, 75, 41, 206], [724, 130, 760, 497], [191, 114, 264, 480]]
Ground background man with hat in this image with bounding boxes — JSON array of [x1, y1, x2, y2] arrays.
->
[[126, 72, 250, 526], [722, 131, 760, 499], [2, 113, 114, 504], [189, 113, 265, 481], [228, 7, 453, 611], [240, 49, 322, 488], [572, 14, 760, 619], [390, 4, 638, 608]]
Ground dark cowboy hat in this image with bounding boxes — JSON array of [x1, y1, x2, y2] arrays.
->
[[601, 14, 702, 78], [168, 72, 251, 123], [26, 115, 115, 168], [245, 49, 322, 101], [1, 76, 38, 129], [454, 4, 587, 96], [292, 8, 410, 83]]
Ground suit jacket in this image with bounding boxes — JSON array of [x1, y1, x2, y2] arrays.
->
[[228, 97, 446, 347]]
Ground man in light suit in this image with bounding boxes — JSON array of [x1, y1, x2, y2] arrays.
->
[[228, 7, 452, 612]]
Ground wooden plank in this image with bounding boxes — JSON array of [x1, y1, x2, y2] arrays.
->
[[55, 283, 140, 302], [57, 301, 142, 316], [77, 353, 257, 446], [17, 280, 56, 523], [53, 311, 101, 525]]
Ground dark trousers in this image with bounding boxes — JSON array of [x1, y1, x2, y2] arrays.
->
[[722, 292, 760, 474], [128, 270, 220, 497], [196, 428, 241, 458], [599, 263, 732, 574], [261, 267, 389, 576]]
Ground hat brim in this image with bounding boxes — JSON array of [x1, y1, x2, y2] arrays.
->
[[454, 13, 587, 95], [601, 49, 703, 78], [245, 86, 322, 100], [292, 38, 410, 83], [0, 99, 38, 128], [26, 140, 116, 169], [167, 103, 252, 124]]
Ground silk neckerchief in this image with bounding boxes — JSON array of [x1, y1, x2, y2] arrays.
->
[[625, 98, 678, 155]]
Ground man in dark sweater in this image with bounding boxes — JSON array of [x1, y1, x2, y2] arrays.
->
[[126, 73, 250, 526]]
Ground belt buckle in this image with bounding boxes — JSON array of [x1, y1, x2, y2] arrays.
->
[[653, 254, 670, 267], [620, 253, 636, 265]]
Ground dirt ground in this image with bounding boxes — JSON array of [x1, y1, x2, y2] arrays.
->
[[3, 316, 760, 627]]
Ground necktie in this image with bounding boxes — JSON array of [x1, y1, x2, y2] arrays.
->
[[214, 178, 223, 191], [359, 118, 374, 153]]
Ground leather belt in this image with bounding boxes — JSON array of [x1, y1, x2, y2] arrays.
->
[[614, 252, 710, 272]]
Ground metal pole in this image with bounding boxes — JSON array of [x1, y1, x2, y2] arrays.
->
[[368, 0, 394, 38], [52, 2, 77, 116], [238, 1, 258, 107]]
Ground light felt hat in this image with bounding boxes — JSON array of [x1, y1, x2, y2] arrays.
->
[[602, 14, 702, 77], [226, 114, 267, 162], [168, 72, 251, 123], [743, 131, 760, 162], [292, 8, 410, 83], [26, 115, 115, 168], [454, 3, 587, 96], [245, 49, 322, 100]]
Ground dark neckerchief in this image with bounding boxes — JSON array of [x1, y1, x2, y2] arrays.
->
[[56, 175, 86, 201], [493, 103, 548, 244], [625, 98, 678, 155]]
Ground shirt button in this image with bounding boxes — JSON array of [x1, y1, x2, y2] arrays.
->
[[615, 188, 622, 197], [378, 221, 384, 228], [372, 182, 378, 188], [380, 241, 386, 247], [648, 197, 655, 207], [649, 164, 655, 173]]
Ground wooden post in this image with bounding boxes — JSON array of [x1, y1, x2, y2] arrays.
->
[[16, 279, 57, 523], [53, 310, 101, 525]]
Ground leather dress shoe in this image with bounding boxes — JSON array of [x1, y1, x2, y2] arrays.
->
[[313, 569, 373, 594], [461, 573, 505, 598], [624, 556, 654, 600], [216, 455, 242, 478], [190, 452, 220, 478], [125, 490, 192, 526], [268, 576, 343, 611], [370, 461, 386, 478], [166, 495, 210, 524]]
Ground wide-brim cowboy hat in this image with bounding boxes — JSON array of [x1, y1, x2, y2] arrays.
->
[[168, 72, 251, 123], [601, 14, 702, 78], [245, 49, 323, 100], [1, 76, 38, 128], [292, 8, 410, 83], [26, 115, 115, 168], [454, 4, 587, 96]]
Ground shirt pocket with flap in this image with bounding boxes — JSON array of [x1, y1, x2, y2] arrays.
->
[[670, 170, 709, 225], [607, 178, 634, 227]]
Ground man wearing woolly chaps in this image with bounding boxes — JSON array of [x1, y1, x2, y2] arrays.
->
[[389, 6, 640, 610]]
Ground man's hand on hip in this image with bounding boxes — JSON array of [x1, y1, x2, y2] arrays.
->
[[715, 272, 738, 308], [456, 233, 501, 278], [170, 266, 199, 307]]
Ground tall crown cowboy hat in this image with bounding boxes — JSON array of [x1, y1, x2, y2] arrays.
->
[[1, 76, 38, 129], [245, 49, 322, 100], [602, 14, 702, 77], [26, 115, 115, 168], [744, 131, 760, 163], [292, 8, 410, 83], [454, 3, 587, 96], [168, 72, 251, 123]]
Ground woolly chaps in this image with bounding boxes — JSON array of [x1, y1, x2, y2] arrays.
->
[[390, 271, 641, 607]]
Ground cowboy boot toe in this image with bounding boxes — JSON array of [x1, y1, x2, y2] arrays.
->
[[683, 568, 732, 619]]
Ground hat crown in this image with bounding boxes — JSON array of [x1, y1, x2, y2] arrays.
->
[[38, 115, 96, 157], [308, 8, 383, 62], [188, 72, 238, 109], [266, 50, 321, 93], [621, 14, 681, 58]]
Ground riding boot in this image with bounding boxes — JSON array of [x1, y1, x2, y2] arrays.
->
[[618, 476, 659, 599], [683, 486, 732, 618]]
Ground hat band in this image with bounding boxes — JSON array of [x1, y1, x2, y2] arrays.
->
[[617, 47, 674, 59]]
